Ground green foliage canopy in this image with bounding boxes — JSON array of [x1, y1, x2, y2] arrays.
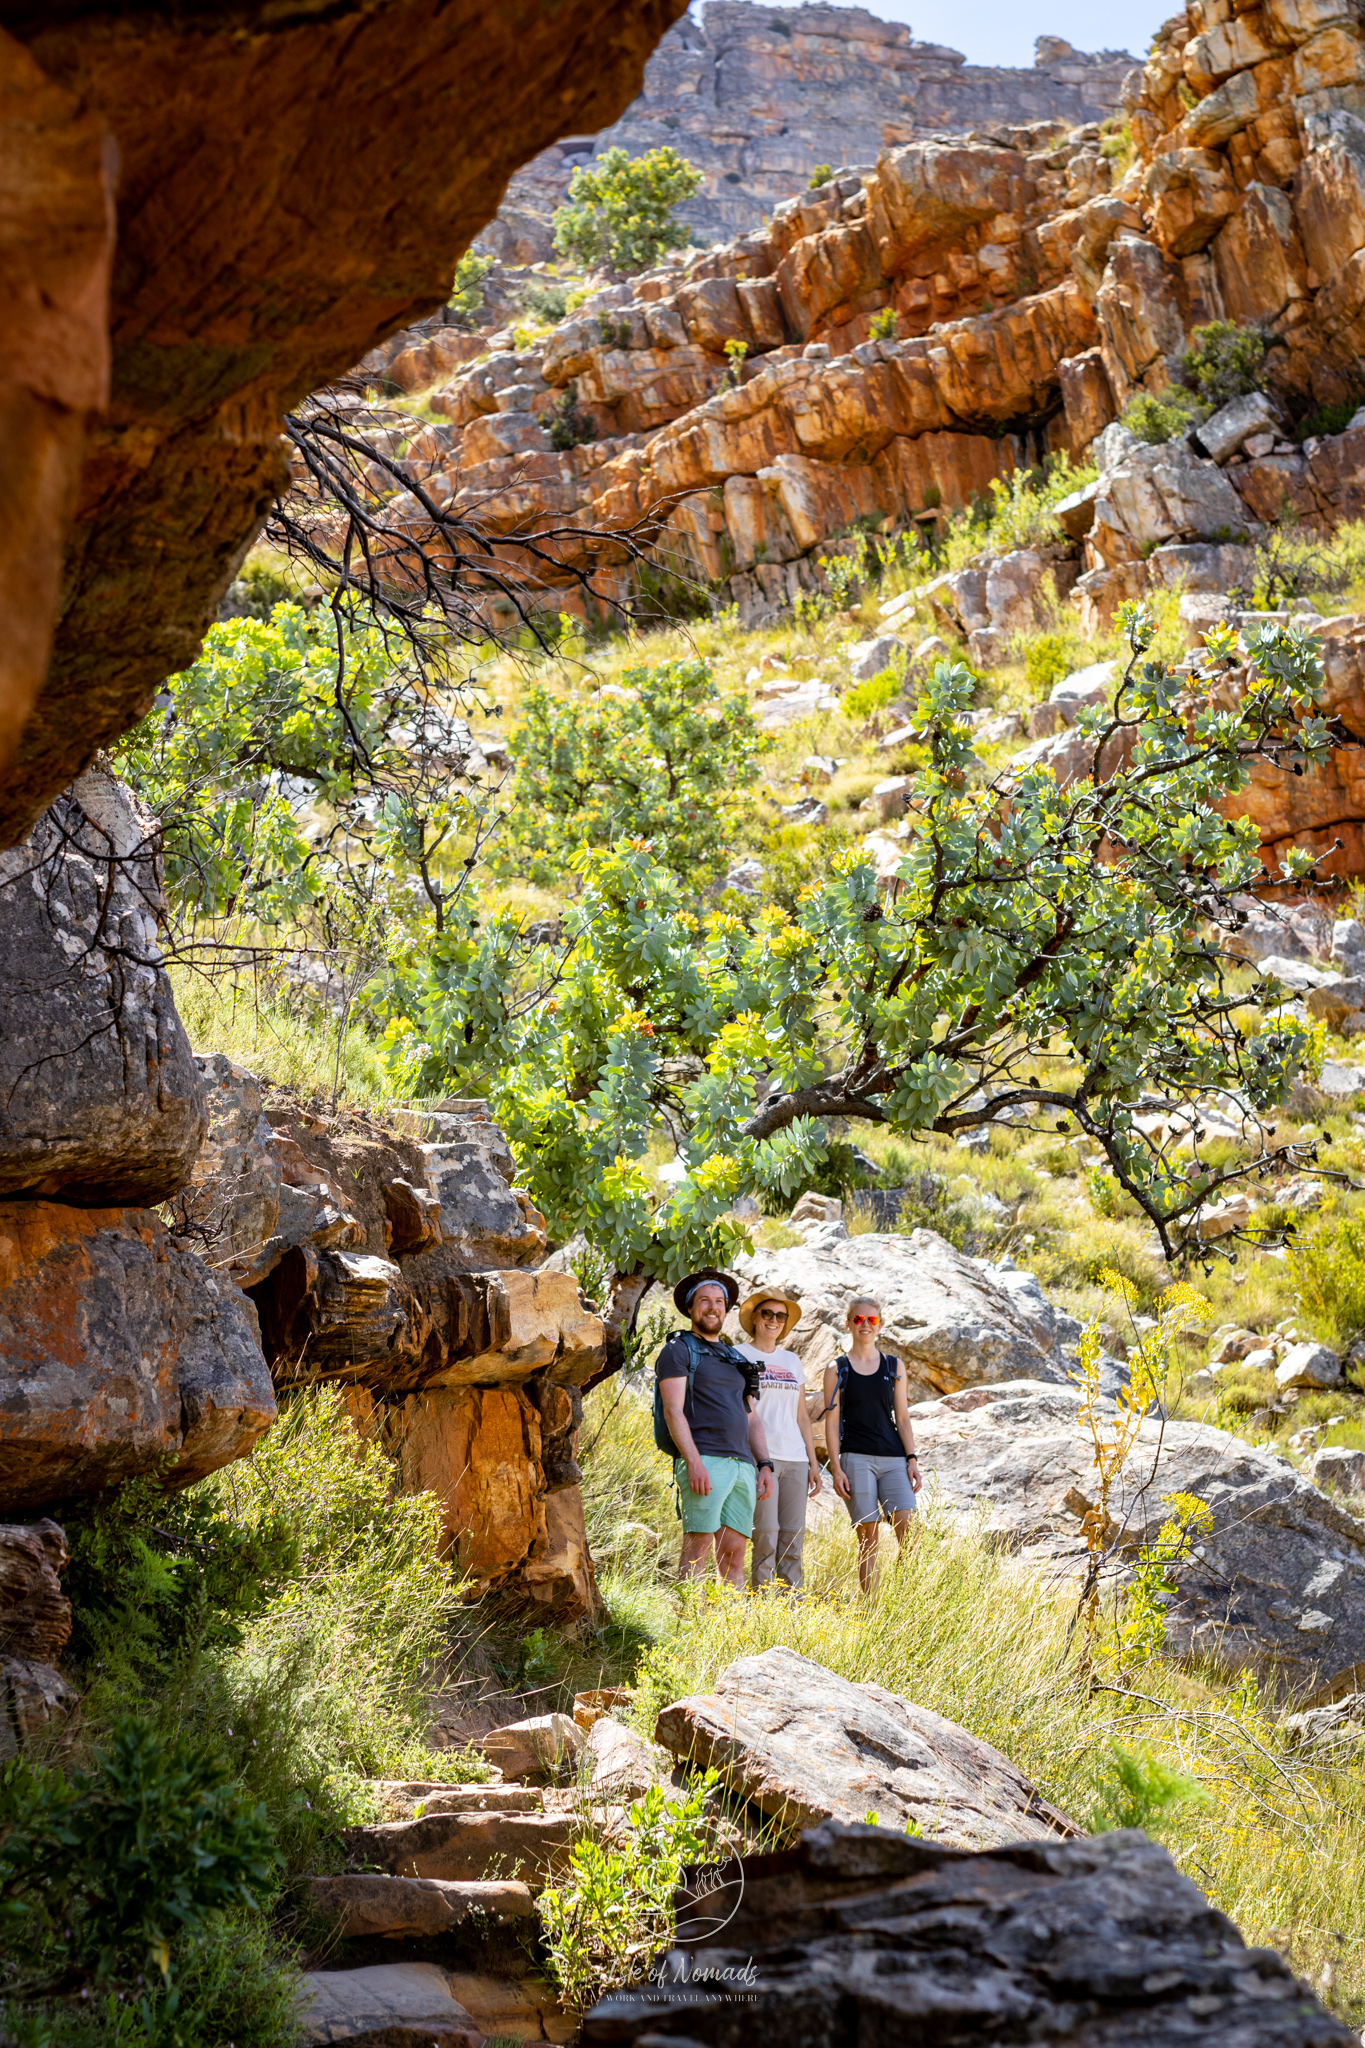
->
[[385, 612, 1330, 1276], [552, 146, 703, 275], [447, 250, 495, 327], [500, 657, 767, 889], [113, 603, 484, 974]]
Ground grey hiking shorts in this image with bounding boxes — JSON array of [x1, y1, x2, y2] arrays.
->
[[843, 1451, 917, 1526]]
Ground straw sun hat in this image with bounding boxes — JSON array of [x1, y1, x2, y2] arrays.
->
[[737, 1287, 802, 1344]]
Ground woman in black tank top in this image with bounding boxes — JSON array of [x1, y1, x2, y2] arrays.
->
[[822, 1294, 922, 1591]]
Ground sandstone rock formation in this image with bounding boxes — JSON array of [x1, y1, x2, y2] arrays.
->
[[654, 1646, 1078, 1848], [583, 1818, 1354, 2048], [0, 1199, 276, 1516], [0, 760, 206, 1204], [0, 0, 688, 847], [507, 8, 1135, 245], [0, 767, 276, 1519], [179, 1072, 603, 1621], [0, 1520, 75, 1761], [911, 1380, 1365, 1698]]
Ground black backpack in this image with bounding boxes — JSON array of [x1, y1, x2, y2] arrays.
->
[[823, 1350, 899, 1426], [652, 1330, 755, 1454]]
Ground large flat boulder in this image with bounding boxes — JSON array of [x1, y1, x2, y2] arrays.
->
[[0, 763, 205, 1204], [731, 1228, 1072, 1397], [306, 1874, 534, 1939], [340, 1809, 585, 1888], [0, 1201, 275, 1515], [654, 1646, 1077, 1849], [912, 1382, 1365, 1698], [583, 1820, 1354, 2048], [298, 1962, 479, 2048]]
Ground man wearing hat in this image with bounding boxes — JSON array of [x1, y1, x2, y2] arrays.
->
[[736, 1287, 822, 1591], [656, 1268, 774, 1588]]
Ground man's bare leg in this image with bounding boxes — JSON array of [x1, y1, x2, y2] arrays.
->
[[680, 1531, 715, 1581], [714, 1526, 747, 1590]]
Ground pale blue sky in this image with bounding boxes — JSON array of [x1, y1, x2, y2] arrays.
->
[[763, 0, 1166, 69]]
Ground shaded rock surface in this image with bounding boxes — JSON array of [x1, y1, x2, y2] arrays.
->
[[340, 1809, 587, 1888], [911, 1381, 1365, 1697], [298, 1961, 480, 2048], [582, 1818, 1354, 2048], [0, 0, 689, 846], [305, 1874, 534, 1940], [0, 1200, 276, 1516], [0, 761, 206, 1204], [654, 1646, 1077, 1849], [0, 1520, 70, 1661]]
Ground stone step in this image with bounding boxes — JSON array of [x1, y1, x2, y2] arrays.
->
[[450, 1968, 576, 2045], [307, 1873, 535, 1939], [374, 1778, 542, 1818], [298, 1961, 479, 2046], [343, 1809, 589, 1887]]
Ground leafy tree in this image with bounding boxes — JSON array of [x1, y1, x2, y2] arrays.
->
[[114, 601, 491, 1100], [498, 657, 767, 889], [552, 146, 703, 275], [385, 612, 1329, 1278], [448, 249, 495, 327]]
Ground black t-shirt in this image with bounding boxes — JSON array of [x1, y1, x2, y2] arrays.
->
[[656, 1333, 756, 1463], [836, 1352, 904, 1457]]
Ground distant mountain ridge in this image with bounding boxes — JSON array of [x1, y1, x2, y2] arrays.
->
[[502, 2, 1138, 245]]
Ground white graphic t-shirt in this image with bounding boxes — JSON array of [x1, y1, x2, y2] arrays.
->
[[738, 1343, 809, 1462]]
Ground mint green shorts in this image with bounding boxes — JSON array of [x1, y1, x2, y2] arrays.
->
[[675, 1455, 757, 1536]]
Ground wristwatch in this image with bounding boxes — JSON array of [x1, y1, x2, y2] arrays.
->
[[758, 1459, 774, 1472]]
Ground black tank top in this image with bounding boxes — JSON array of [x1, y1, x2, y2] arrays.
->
[[836, 1352, 902, 1457]]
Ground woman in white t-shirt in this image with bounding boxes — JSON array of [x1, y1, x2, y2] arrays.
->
[[736, 1287, 822, 1590]]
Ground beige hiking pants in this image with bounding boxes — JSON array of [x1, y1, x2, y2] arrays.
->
[[750, 1457, 809, 1589]]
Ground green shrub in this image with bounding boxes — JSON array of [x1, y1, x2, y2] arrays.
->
[[0, 1722, 276, 1993], [844, 668, 904, 719], [539, 1775, 717, 2012], [1023, 632, 1078, 691], [942, 454, 1096, 566], [502, 657, 768, 889], [522, 280, 570, 324], [1181, 319, 1270, 410], [547, 381, 594, 451], [1121, 385, 1205, 444], [552, 146, 703, 275], [1290, 1202, 1365, 1346], [869, 308, 899, 342], [1088, 1743, 1212, 1831], [809, 163, 833, 188], [448, 250, 495, 327], [1296, 397, 1361, 442]]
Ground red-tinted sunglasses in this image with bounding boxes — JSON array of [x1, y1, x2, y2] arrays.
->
[[851, 1312, 880, 1326]]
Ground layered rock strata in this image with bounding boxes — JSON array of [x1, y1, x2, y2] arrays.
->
[[0, 0, 688, 846], [182, 1064, 603, 1621], [350, 4, 1365, 661], [506, 7, 1135, 245], [584, 1818, 1354, 2048], [0, 770, 276, 1516]]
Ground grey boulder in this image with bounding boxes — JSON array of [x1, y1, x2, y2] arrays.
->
[[583, 1820, 1354, 2048], [654, 1645, 1077, 1849], [731, 1227, 1071, 1397], [911, 1381, 1365, 1697], [0, 761, 206, 1204], [298, 1962, 480, 2046]]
